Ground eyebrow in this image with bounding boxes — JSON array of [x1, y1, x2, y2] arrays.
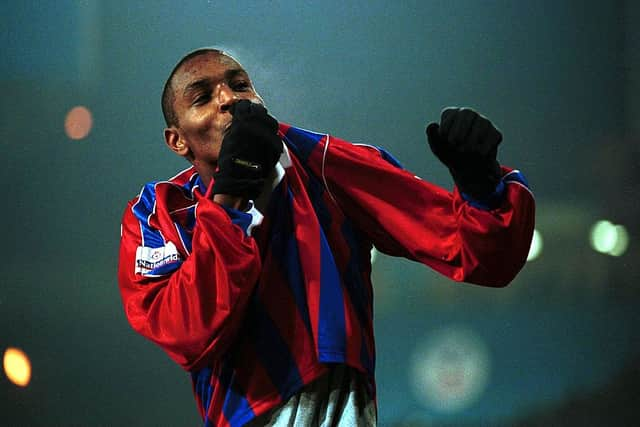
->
[[182, 69, 248, 98]]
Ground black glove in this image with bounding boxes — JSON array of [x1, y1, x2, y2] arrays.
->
[[426, 107, 502, 199], [212, 100, 283, 200]]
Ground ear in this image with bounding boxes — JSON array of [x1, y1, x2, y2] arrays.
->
[[164, 127, 190, 157]]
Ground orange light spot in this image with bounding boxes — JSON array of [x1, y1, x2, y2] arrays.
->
[[3, 347, 32, 387], [65, 106, 93, 140]]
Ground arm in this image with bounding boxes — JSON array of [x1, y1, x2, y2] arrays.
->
[[300, 123, 534, 287], [118, 193, 261, 371]]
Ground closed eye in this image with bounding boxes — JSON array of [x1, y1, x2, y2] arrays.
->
[[232, 81, 251, 91], [193, 93, 211, 105]]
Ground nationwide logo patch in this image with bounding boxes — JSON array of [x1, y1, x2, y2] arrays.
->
[[135, 241, 181, 276]]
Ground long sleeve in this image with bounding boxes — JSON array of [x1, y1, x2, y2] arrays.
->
[[303, 135, 535, 287], [118, 184, 262, 371]]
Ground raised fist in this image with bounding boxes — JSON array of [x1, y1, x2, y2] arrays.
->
[[426, 107, 502, 199]]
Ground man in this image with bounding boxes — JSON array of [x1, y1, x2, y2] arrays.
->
[[118, 48, 535, 426]]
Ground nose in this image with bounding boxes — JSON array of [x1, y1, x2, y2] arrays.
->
[[215, 83, 237, 113]]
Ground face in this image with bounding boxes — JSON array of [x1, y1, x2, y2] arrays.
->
[[165, 52, 264, 180]]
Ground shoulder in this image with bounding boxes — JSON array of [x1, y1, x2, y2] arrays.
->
[[278, 123, 403, 172], [279, 123, 331, 163], [125, 166, 200, 221]]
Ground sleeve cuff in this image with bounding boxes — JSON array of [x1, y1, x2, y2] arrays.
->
[[460, 180, 506, 210], [459, 169, 531, 210]]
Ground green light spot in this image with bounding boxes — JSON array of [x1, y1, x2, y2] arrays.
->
[[590, 220, 618, 254], [527, 229, 543, 261], [609, 225, 629, 257]]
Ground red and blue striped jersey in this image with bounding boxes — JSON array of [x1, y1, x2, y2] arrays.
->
[[118, 123, 535, 427]]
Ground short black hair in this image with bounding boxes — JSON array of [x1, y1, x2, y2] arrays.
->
[[161, 48, 225, 128]]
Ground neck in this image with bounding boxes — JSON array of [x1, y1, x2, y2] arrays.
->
[[192, 159, 215, 188]]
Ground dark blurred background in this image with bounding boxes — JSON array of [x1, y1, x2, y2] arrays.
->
[[2, 1, 639, 426]]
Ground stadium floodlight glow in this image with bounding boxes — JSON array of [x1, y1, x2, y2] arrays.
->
[[609, 224, 629, 257], [526, 229, 543, 261], [409, 326, 490, 413], [64, 105, 93, 140], [590, 220, 617, 253], [3, 347, 31, 387], [590, 220, 629, 256]]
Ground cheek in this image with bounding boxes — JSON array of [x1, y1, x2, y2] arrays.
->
[[186, 112, 223, 141], [212, 141, 223, 157]]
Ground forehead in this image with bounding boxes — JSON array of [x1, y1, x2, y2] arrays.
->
[[172, 52, 246, 93]]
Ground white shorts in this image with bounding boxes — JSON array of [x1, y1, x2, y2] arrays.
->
[[246, 364, 376, 427]]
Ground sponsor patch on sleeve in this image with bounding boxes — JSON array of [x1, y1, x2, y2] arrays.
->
[[135, 241, 182, 276]]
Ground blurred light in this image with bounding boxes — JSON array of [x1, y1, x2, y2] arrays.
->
[[591, 220, 617, 253], [64, 105, 93, 140], [409, 326, 490, 413], [590, 220, 629, 256], [370, 247, 378, 264], [609, 225, 629, 257], [3, 347, 31, 387], [527, 229, 543, 261]]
